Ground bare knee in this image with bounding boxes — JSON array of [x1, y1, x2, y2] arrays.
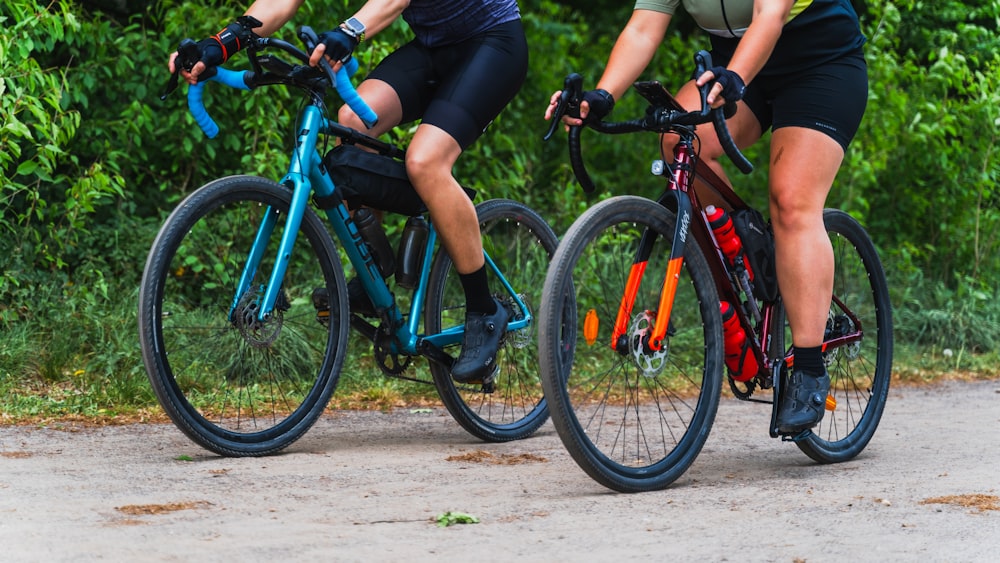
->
[[337, 104, 366, 131], [769, 187, 822, 235]]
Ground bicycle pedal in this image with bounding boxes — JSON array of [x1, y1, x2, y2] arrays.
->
[[312, 287, 330, 326], [779, 429, 814, 442], [480, 366, 499, 392]]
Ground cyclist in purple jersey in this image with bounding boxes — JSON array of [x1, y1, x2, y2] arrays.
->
[[546, 0, 868, 434], [171, 0, 528, 385]]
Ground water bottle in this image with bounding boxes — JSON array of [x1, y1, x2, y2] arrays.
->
[[355, 208, 395, 278], [395, 216, 428, 289], [706, 205, 754, 281], [720, 301, 759, 382]]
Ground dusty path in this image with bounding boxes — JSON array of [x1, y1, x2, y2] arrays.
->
[[2, 379, 999, 562]]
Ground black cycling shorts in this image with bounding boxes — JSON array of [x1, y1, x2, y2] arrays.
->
[[367, 20, 528, 150], [737, 50, 868, 152]]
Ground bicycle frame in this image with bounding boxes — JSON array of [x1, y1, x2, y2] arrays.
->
[[229, 103, 532, 360]]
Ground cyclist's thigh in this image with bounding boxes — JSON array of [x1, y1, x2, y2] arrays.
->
[[421, 20, 528, 150], [769, 51, 868, 153], [364, 40, 434, 126]]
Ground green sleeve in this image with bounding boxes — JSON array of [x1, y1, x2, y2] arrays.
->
[[633, 0, 681, 15]]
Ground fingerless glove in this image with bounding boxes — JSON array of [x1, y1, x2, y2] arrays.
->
[[195, 15, 262, 68], [709, 66, 746, 102], [581, 89, 615, 123], [317, 27, 358, 63]]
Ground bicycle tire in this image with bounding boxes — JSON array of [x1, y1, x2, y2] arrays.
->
[[425, 199, 559, 442], [538, 195, 723, 492], [138, 175, 349, 457], [776, 209, 893, 462]]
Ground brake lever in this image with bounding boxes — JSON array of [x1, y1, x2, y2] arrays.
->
[[543, 72, 583, 141], [693, 50, 713, 118], [160, 38, 202, 100]]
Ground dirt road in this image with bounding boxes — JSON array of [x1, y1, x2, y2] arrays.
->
[[2, 379, 999, 562]]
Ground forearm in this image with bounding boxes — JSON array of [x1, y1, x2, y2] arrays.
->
[[726, 0, 794, 84], [243, 0, 306, 36], [596, 10, 672, 100], [349, 0, 410, 39]]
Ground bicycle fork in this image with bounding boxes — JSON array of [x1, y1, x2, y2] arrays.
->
[[610, 192, 693, 354]]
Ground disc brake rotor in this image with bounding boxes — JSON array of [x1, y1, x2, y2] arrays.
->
[[629, 311, 669, 377], [508, 295, 532, 349], [233, 287, 283, 347]]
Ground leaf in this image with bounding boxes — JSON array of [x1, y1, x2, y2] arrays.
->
[[435, 511, 480, 527], [16, 160, 38, 176]]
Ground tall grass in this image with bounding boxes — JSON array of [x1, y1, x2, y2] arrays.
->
[[2, 249, 999, 423]]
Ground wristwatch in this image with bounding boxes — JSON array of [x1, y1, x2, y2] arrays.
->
[[341, 17, 366, 42]]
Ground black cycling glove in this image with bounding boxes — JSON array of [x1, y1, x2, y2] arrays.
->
[[317, 27, 358, 63], [581, 89, 615, 123], [709, 66, 746, 103], [188, 16, 262, 71]]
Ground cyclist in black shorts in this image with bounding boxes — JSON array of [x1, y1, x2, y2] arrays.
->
[[545, 0, 868, 434], [170, 0, 528, 385]]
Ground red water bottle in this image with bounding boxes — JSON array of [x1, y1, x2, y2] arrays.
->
[[706, 205, 753, 280], [721, 301, 758, 382]]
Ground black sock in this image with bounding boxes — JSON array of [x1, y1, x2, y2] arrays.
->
[[459, 266, 496, 315], [793, 345, 824, 375]]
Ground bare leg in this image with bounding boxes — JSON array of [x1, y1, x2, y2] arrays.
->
[[405, 124, 484, 275], [767, 126, 843, 348]]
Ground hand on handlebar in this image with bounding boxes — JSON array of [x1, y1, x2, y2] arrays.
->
[[544, 88, 614, 128], [695, 66, 745, 108], [313, 28, 357, 65]]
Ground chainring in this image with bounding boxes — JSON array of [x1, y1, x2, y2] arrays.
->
[[373, 324, 411, 375]]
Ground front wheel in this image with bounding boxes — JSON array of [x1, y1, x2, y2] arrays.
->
[[425, 199, 559, 442], [775, 209, 893, 462], [538, 196, 723, 493], [138, 176, 350, 457]]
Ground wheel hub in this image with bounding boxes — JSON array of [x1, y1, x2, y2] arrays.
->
[[628, 311, 669, 377], [233, 287, 283, 347]]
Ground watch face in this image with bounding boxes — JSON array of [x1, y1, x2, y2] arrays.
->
[[346, 17, 365, 34]]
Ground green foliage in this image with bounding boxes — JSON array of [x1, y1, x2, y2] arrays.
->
[[0, 1, 126, 323], [840, 1, 1000, 289]]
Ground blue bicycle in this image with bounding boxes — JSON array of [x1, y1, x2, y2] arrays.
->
[[139, 28, 558, 456]]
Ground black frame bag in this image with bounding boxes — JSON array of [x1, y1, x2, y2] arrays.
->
[[731, 207, 778, 303], [323, 144, 426, 216]]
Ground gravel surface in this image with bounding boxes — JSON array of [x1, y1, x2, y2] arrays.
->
[[2, 379, 999, 562]]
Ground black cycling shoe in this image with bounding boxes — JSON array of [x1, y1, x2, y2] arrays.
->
[[311, 278, 377, 322], [451, 299, 508, 385], [776, 368, 831, 434]]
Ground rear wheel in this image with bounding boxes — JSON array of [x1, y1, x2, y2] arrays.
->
[[425, 199, 559, 442], [774, 209, 893, 462], [138, 175, 349, 456], [538, 195, 723, 492]]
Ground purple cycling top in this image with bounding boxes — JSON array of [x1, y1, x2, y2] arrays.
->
[[401, 0, 521, 47]]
